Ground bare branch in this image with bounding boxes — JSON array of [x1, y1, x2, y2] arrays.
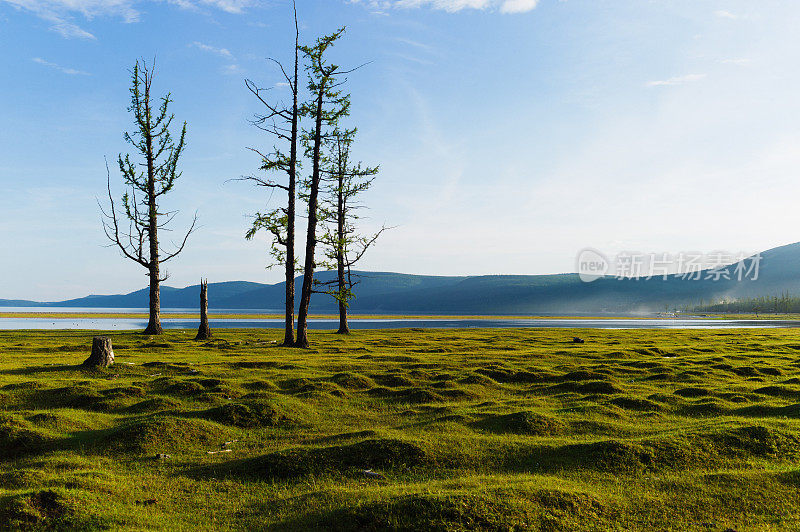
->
[[161, 212, 198, 263], [100, 157, 149, 267]]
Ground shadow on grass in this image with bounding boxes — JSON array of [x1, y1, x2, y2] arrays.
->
[[1, 364, 88, 376]]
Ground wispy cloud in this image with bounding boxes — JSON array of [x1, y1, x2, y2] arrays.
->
[[1, 0, 255, 39], [3, 0, 140, 39], [396, 37, 434, 50], [714, 10, 739, 19], [646, 73, 706, 87], [222, 63, 242, 75], [354, 0, 539, 14], [721, 57, 751, 66], [191, 41, 240, 74], [32, 57, 89, 75], [393, 53, 435, 65], [197, 0, 254, 14], [191, 41, 234, 59], [50, 21, 97, 39], [393, 37, 440, 65]]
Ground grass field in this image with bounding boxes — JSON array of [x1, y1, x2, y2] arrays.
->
[[2, 328, 800, 530]]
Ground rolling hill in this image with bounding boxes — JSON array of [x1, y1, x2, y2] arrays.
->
[[3, 242, 800, 314]]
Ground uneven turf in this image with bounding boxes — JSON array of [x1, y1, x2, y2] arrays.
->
[[2, 328, 800, 530]]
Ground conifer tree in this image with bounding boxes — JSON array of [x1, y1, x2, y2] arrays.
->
[[101, 60, 196, 335]]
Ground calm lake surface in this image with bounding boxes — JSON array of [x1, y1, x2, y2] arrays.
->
[[0, 308, 797, 330]]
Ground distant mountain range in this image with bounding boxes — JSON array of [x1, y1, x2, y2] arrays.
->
[[3, 242, 800, 314]]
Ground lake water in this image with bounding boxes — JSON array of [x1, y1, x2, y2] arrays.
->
[[0, 308, 797, 330]]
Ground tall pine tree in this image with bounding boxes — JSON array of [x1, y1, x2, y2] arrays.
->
[[101, 60, 196, 335]]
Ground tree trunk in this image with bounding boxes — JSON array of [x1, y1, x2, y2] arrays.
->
[[283, 255, 295, 346], [336, 173, 349, 335], [295, 87, 326, 348], [337, 300, 349, 334], [144, 265, 163, 335], [143, 78, 163, 336], [281, 11, 299, 348], [84, 337, 114, 367], [195, 279, 212, 340]]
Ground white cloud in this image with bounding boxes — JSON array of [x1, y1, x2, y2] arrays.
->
[[199, 0, 253, 14], [191, 42, 240, 74], [171, 0, 253, 14], [50, 20, 96, 38], [1, 0, 255, 39], [355, 0, 538, 13], [396, 37, 434, 50], [499, 0, 537, 14], [191, 41, 234, 59], [32, 57, 90, 75], [646, 73, 706, 87], [714, 10, 738, 19], [223, 63, 242, 75], [721, 57, 751, 66]]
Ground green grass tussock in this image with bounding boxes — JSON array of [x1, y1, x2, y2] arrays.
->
[[98, 416, 235, 455], [0, 414, 53, 459], [208, 438, 427, 481], [195, 402, 285, 428], [473, 411, 567, 436], [4, 327, 800, 529]]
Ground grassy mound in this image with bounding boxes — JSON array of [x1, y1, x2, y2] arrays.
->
[[674, 386, 712, 398], [708, 425, 800, 458], [4, 328, 800, 529], [314, 495, 526, 531], [544, 380, 623, 395], [0, 414, 52, 459], [308, 489, 603, 531], [242, 379, 278, 391], [99, 416, 235, 455], [394, 387, 444, 404], [280, 378, 347, 398], [24, 411, 98, 434], [0, 490, 108, 530], [330, 372, 374, 389], [196, 402, 285, 428], [516, 424, 800, 474], [124, 397, 182, 413], [218, 438, 427, 480], [0, 468, 48, 489], [373, 374, 415, 387], [608, 397, 662, 411], [474, 411, 567, 436], [29, 385, 104, 410]]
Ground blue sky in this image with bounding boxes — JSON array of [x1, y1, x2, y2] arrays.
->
[[1, 0, 799, 300]]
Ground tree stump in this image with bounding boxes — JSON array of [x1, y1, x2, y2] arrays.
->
[[195, 279, 212, 340], [84, 337, 114, 367]]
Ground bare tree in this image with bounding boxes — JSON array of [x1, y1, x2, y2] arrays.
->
[[295, 28, 353, 348], [319, 128, 385, 334], [242, 1, 301, 347], [100, 60, 196, 335]]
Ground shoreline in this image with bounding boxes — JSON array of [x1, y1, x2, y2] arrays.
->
[[0, 312, 684, 320]]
